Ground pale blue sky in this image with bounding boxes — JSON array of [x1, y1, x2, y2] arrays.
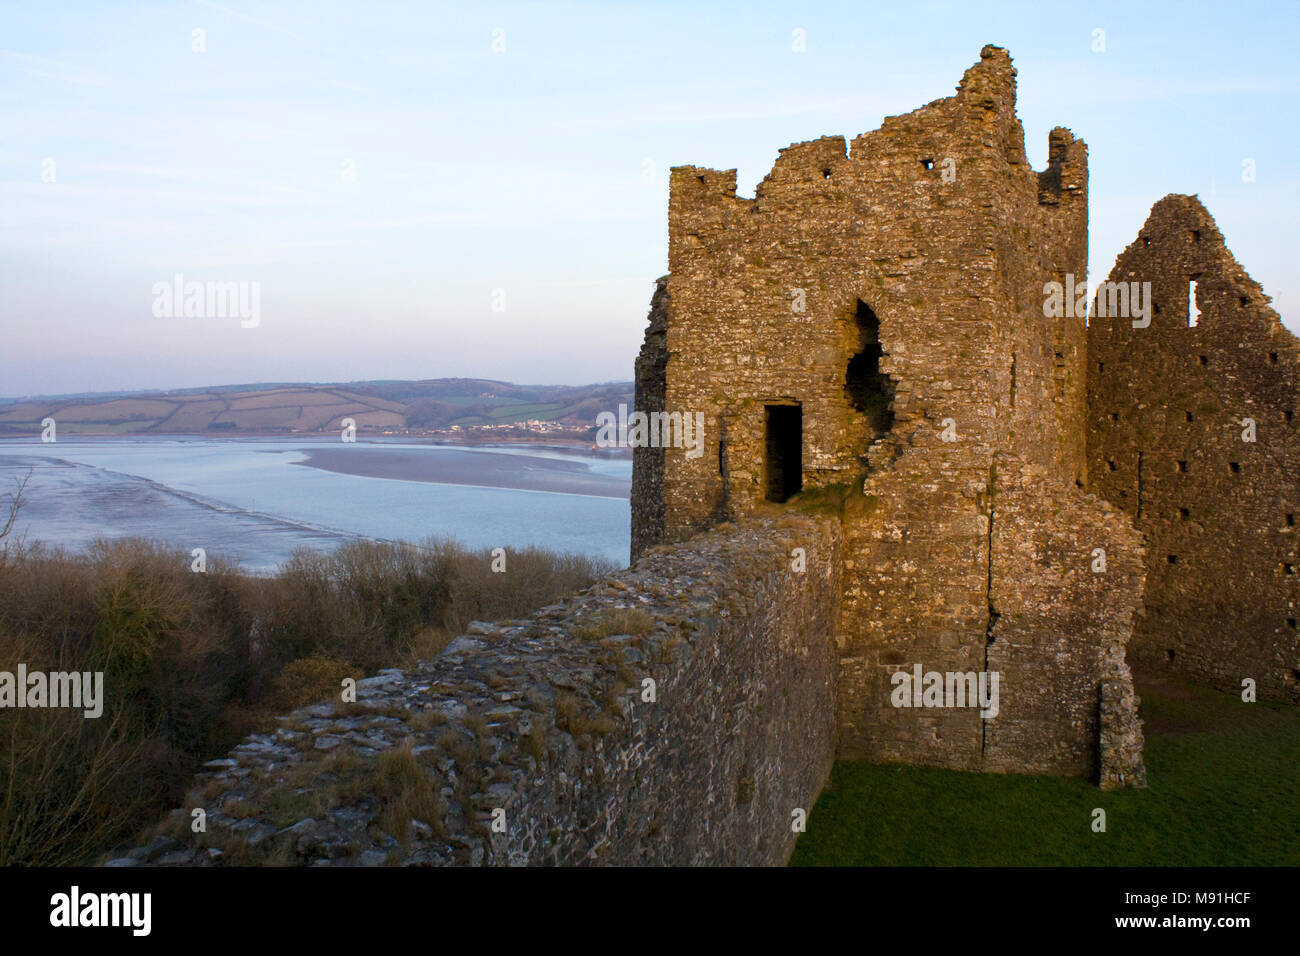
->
[[2, 0, 1297, 397]]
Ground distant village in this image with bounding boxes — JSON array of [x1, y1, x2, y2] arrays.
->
[[375, 418, 629, 456]]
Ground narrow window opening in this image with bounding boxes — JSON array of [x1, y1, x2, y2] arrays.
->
[[1164, 649, 1175, 661], [822, 168, 831, 179], [1286, 410, 1294, 424], [1282, 563, 1295, 577], [696, 174, 706, 184], [1191, 229, 1201, 242], [1177, 460, 1188, 473], [1185, 411, 1194, 422], [1167, 554, 1179, 564], [1142, 237, 1151, 247], [1270, 352, 1279, 365], [1288, 619, 1297, 629], [922, 158, 934, 170], [1179, 507, 1190, 520], [1098, 361, 1105, 374], [1199, 355, 1209, 366], [845, 300, 895, 441], [1229, 461, 1241, 474], [1240, 296, 1250, 307], [764, 404, 802, 503], [1286, 513, 1295, 526], [1188, 280, 1199, 327], [1107, 459, 1117, 472], [1110, 412, 1120, 422]]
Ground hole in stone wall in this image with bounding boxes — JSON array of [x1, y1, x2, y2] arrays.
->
[[1288, 619, 1297, 629], [1177, 460, 1188, 473], [822, 168, 831, 179], [1107, 459, 1117, 471], [1240, 296, 1250, 307], [1167, 554, 1179, 564], [1270, 352, 1279, 365], [845, 300, 895, 441], [1110, 412, 1120, 422], [1282, 563, 1295, 577], [1230, 461, 1241, 474], [1164, 649, 1176, 661], [1143, 237, 1151, 247], [764, 404, 802, 503], [1286, 411, 1294, 424], [1185, 411, 1194, 422], [1289, 669, 1300, 688], [1199, 355, 1209, 366], [1286, 513, 1295, 526], [922, 158, 934, 170], [1191, 229, 1201, 242], [1098, 361, 1105, 373], [1179, 507, 1190, 519], [1188, 280, 1200, 327]]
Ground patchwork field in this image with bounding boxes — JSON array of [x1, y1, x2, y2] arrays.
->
[[0, 379, 633, 437]]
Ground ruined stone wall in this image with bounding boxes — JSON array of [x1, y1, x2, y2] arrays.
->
[[982, 460, 1145, 780], [1087, 195, 1300, 702], [631, 276, 669, 563], [635, 46, 1146, 779], [126, 517, 840, 867]]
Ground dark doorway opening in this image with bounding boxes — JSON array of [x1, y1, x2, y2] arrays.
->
[[845, 300, 894, 438], [765, 404, 802, 502]]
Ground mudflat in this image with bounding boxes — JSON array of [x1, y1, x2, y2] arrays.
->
[[294, 446, 630, 499]]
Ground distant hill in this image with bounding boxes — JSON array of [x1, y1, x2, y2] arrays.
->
[[0, 378, 634, 438]]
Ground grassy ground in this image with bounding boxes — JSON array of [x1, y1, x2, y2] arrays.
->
[[790, 676, 1300, 866]]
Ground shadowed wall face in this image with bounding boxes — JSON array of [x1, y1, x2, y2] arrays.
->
[[1087, 195, 1300, 702]]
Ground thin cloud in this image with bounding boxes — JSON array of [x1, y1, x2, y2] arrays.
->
[[0, 49, 111, 87]]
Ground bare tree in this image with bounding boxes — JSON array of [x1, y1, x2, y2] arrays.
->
[[0, 467, 32, 558]]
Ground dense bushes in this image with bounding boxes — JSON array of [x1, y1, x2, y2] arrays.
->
[[0, 536, 611, 866]]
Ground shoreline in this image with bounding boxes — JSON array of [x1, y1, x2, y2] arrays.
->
[[292, 446, 630, 499], [0, 433, 630, 461]]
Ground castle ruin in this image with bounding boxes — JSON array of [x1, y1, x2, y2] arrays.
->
[[132, 45, 1297, 868], [1087, 196, 1300, 701], [635, 44, 1297, 785]]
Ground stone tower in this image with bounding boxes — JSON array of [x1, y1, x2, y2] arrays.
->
[[634, 45, 1148, 785]]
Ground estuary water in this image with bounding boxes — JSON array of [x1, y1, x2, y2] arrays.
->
[[0, 437, 631, 572]]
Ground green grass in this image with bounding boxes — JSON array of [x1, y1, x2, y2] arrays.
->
[[790, 677, 1300, 866], [486, 402, 566, 421]]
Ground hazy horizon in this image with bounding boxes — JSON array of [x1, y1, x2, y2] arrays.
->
[[3, 0, 1298, 396], [0, 372, 635, 404]]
